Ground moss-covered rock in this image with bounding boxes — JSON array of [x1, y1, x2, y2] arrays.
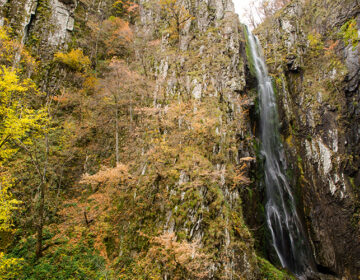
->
[[257, 0, 360, 278]]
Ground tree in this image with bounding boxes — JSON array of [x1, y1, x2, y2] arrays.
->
[[98, 59, 148, 164], [242, 0, 291, 29], [0, 26, 48, 270], [0, 65, 49, 260], [242, 1, 259, 30], [140, 232, 212, 279], [159, 0, 194, 47], [102, 16, 134, 58], [111, 0, 138, 21]]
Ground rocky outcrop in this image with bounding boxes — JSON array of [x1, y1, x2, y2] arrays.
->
[[1, 0, 75, 48], [257, 0, 360, 278], [135, 1, 262, 278]]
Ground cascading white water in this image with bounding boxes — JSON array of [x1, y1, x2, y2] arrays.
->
[[245, 27, 315, 277]]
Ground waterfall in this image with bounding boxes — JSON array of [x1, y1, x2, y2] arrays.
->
[[245, 27, 315, 277]]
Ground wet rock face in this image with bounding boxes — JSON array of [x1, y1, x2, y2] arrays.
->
[[257, 0, 360, 278]]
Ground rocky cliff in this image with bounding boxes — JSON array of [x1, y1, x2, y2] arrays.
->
[[1, 0, 75, 48], [0, 0, 296, 278], [1, 0, 360, 278], [256, 0, 360, 278], [118, 1, 262, 278]]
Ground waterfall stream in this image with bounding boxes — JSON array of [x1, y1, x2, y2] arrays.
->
[[245, 28, 315, 278]]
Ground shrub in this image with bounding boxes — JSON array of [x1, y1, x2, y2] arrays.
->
[[54, 49, 91, 72], [340, 19, 360, 50]]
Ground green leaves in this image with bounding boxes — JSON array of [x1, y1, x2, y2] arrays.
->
[[8, 236, 107, 280], [340, 19, 359, 50]]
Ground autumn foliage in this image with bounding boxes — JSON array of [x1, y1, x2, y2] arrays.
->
[[102, 17, 133, 57], [54, 49, 91, 71], [140, 232, 212, 279]]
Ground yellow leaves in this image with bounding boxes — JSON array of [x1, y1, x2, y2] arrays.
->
[[0, 177, 21, 234], [0, 66, 27, 97], [146, 136, 178, 169], [0, 26, 46, 280], [340, 18, 360, 50], [111, 0, 138, 17], [159, 0, 194, 45], [0, 27, 9, 41], [3, 106, 48, 138], [308, 32, 324, 55], [0, 252, 23, 280], [159, 0, 175, 6], [0, 66, 48, 161], [83, 74, 98, 91], [0, 26, 36, 70], [0, 29, 43, 265], [0, 177, 21, 268], [54, 49, 91, 72]]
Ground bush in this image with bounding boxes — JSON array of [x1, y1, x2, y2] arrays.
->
[[340, 18, 360, 50], [54, 49, 91, 72], [9, 235, 108, 280]]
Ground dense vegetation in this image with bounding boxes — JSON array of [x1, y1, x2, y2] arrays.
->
[[0, 0, 359, 279]]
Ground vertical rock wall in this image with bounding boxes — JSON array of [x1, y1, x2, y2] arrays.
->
[[257, 0, 360, 278], [136, 0, 262, 278], [1, 0, 75, 48]]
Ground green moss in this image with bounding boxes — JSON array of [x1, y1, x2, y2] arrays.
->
[[340, 18, 360, 50], [257, 257, 296, 280], [243, 24, 257, 77], [349, 176, 359, 191]]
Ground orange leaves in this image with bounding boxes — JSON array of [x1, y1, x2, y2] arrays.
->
[[108, 17, 133, 42], [55, 185, 120, 261], [103, 17, 133, 57], [233, 163, 252, 188], [324, 40, 339, 52], [127, 3, 138, 13], [54, 164, 133, 261], [148, 39, 161, 47], [240, 156, 256, 162], [80, 163, 132, 189], [98, 58, 150, 112], [50, 92, 70, 104], [143, 232, 212, 279], [111, 0, 138, 18]]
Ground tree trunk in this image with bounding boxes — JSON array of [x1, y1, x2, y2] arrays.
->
[[35, 181, 45, 259], [36, 133, 49, 259], [115, 100, 119, 165]]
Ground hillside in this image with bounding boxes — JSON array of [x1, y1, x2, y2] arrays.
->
[[0, 0, 359, 279]]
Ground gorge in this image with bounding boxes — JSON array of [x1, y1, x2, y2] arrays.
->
[[0, 0, 359, 279]]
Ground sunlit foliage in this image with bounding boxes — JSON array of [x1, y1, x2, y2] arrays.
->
[[54, 49, 91, 71]]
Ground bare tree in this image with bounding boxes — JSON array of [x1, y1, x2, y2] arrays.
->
[[242, 0, 291, 28]]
